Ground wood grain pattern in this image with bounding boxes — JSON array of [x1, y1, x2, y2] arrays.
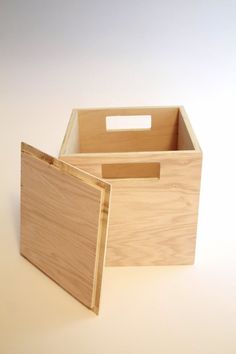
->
[[20, 143, 111, 313]]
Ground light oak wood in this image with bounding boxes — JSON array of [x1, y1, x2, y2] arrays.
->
[[20, 142, 111, 313], [59, 106, 202, 266]]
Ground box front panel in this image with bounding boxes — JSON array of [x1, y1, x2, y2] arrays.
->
[[60, 152, 202, 266]]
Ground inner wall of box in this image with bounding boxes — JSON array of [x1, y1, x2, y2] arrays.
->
[[65, 107, 194, 155]]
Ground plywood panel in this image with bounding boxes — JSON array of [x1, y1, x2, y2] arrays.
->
[[20, 143, 111, 313]]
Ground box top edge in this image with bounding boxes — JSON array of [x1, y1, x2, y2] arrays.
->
[[71, 105, 182, 112]]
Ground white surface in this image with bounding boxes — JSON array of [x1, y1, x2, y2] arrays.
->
[[1, 1, 236, 353]]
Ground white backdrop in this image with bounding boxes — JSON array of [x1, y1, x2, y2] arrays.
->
[[1, 1, 236, 353]]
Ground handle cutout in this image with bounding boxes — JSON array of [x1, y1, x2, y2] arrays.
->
[[102, 163, 160, 179], [106, 115, 152, 131]]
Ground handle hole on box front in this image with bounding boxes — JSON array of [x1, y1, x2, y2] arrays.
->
[[106, 115, 152, 131], [102, 163, 160, 179]]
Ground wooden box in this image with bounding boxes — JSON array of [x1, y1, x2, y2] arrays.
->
[[20, 106, 202, 313]]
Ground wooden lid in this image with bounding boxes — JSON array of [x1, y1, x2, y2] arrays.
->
[[20, 142, 111, 314]]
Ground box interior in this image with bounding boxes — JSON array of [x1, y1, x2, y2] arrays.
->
[[62, 107, 196, 155]]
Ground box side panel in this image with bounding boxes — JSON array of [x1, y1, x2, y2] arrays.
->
[[178, 111, 195, 150], [60, 110, 80, 155], [178, 107, 201, 151]]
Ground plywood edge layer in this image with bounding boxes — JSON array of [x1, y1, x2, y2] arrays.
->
[[92, 187, 111, 314], [21, 142, 110, 192]]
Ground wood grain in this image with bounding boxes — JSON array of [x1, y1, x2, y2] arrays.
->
[[20, 143, 111, 313]]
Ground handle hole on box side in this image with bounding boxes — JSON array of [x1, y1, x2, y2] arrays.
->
[[101, 163, 160, 179], [106, 115, 152, 131]]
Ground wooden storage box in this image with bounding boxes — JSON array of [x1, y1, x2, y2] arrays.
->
[[59, 106, 202, 266], [20, 106, 202, 313]]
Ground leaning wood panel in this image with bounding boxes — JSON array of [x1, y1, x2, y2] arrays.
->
[[21, 142, 111, 313]]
